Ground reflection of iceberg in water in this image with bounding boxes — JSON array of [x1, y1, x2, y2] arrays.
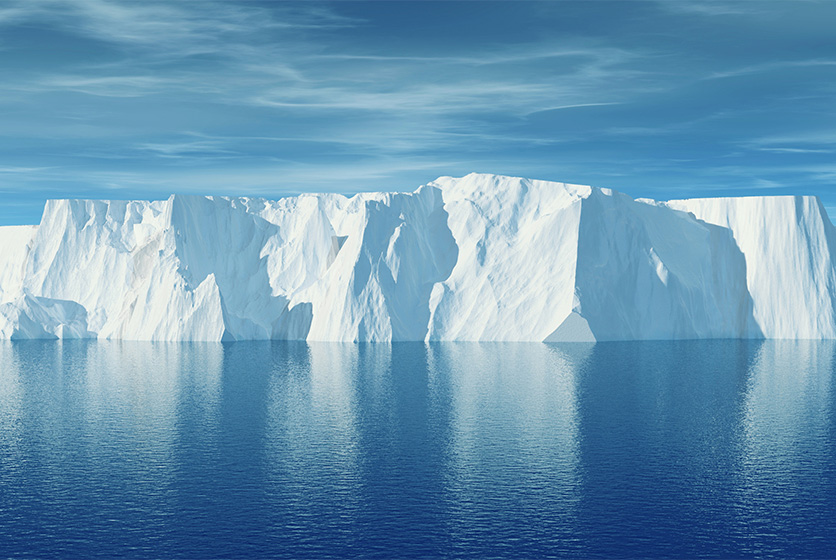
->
[[263, 342, 364, 540], [82, 341, 223, 442], [0, 342, 23, 470], [6, 341, 103, 480], [739, 340, 835, 529], [81, 341, 223, 513], [0, 340, 226, 552], [570, 340, 760, 554], [7, 338, 836, 557], [430, 342, 589, 552], [743, 340, 834, 448]]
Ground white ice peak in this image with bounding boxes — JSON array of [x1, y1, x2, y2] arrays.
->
[[0, 173, 833, 341]]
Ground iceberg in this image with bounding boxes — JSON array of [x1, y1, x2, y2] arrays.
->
[[0, 173, 832, 341]]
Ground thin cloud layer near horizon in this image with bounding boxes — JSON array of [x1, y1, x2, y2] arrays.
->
[[1, 0, 835, 224]]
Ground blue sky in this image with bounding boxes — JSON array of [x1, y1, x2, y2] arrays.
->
[[1, 0, 835, 224]]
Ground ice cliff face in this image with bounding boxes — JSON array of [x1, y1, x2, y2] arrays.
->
[[0, 173, 832, 341], [664, 196, 836, 339]]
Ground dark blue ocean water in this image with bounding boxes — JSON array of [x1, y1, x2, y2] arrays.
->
[[1, 340, 835, 559]]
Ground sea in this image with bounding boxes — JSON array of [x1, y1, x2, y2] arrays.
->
[[1, 339, 835, 559]]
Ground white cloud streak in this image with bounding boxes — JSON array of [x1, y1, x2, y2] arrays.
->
[[705, 59, 836, 81], [0, 0, 358, 53], [0, 0, 648, 157]]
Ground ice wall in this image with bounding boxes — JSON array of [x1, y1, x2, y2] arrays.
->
[[666, 196, 836, 339], [0, 173, 832, 341]]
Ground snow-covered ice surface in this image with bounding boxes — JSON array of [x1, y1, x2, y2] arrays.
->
[[0, 173, 832, 341]]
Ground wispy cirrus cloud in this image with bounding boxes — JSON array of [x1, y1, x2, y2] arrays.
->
[[0, 0, 834, 225], [744, 131, 836, 154], [755, 147, 833, 154], [0, 166, 51, 173], [135, 139, 239, 159], [0, 0, 357, 55], [241, 45, 645, 129], [656, 0, 783, 17], [0, 1, 644, 149], [704, 59, 836, 81], [22, 75, 173, 97]]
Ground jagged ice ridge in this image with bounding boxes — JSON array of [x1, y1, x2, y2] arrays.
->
[[1, 173, 834, 341]]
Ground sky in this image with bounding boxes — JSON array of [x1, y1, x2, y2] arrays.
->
[[0, 0, 835, 225]]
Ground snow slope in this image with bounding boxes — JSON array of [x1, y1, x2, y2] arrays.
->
[[0, 173, 831, 341]]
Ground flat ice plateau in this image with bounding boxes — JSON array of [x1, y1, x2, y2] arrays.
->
[[1, 173, 834, 341]]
